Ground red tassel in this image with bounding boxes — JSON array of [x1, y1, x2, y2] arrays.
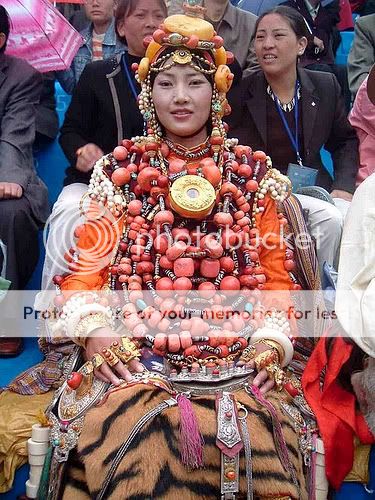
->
[[177, 394, 204, 469]]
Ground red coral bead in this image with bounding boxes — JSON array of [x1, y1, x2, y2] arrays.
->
[[155, 277, 174, 291], [154, 210, 174, 226], [252, 150, 267, 162], [174, 257, 194, 277], [284, 259, 296, 271], [200, 258, 220, 278], [220, 276, 241, 291], [112, 167, 130, 186], [113, 146, 128, 161], [67, 372, 83, 390], [245, 180, 259, 192], [238, 164, 253, 178], [52, 274, 64, 286], [284, 381, 299, 398], [219, 256, 235, 273]]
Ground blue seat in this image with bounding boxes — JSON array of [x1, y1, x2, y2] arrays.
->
[[320, 147, 334, 178], [335, 30, 355, 65]]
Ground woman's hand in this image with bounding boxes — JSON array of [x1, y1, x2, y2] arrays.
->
[[313, 36, 325, 52], [247, 343, 277, 394], [330, 189, 353, 202], [76, 143, 104, 173], [85, 327, 144, 386]]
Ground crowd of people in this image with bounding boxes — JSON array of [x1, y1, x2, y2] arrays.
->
[[0, 0, 374, 498]]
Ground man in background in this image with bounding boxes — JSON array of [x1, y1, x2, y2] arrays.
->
[[348, 14, 375, 98], [0, 6, 49, 356]]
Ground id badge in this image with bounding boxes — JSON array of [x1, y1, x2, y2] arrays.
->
[[287, 163, 318, 192]]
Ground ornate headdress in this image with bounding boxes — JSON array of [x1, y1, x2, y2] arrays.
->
[[132, 0, 235, 143]]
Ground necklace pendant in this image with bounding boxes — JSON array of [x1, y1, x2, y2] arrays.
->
[[169, 175, 216, 219]]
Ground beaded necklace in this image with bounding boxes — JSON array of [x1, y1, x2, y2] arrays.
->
[[164, 137, 211, 161], [267, 82, 301, 113]]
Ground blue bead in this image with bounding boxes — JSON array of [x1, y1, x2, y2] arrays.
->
[[136, 299, 147, 311], [53, 439, 60, 446], [245, 302, 254, 314]]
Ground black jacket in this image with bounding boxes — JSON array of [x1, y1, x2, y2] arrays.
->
[[59, 52, 144, 186], [227, 68, 359, 193]]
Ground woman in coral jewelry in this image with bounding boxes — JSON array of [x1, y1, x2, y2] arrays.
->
[[23, 2, 323, 499]]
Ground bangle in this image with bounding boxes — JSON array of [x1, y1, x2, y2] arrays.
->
[[251, 328, 294, 367], [254, 339, 285, 363], [74, 312, 112, 348]]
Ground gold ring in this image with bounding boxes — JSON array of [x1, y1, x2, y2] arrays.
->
[[112, 337, 141, 364], [91, 353, 105, 369], [254, 349, 279, 372], [265, 363, 285, 391], [101, 347, 120, 367]]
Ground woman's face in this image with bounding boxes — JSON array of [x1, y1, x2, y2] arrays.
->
[[152, 63, 213, 143], [254, 14, 307, 77], [117, 0, 165, 56]]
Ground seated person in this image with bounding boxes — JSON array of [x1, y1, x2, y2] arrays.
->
[[304, 172, 375, 491], [349, 65, 375, 185], [0, 6, 49, 356], [282, 0, 351, 110], [228, 6, 359, 273], [56, 0, 124, 94], [7, 4, 324, 499], [348, 13, 375, 98], [40, 0, 167, 295]]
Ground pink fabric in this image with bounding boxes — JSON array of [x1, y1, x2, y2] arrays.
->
[[338, 0, 354, 30], [4, 0, 83, 73], [349, 77, 375, 186]]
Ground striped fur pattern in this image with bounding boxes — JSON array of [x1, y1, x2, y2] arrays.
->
[[62, 385, 307, 500]]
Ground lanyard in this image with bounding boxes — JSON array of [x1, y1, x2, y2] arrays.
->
[[121, 52, 139, 101], [274, 82, 302, 166]]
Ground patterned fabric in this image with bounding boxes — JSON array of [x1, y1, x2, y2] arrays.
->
[[62, 384, 308, 499], [6, 336, 75, 395], [92, 32, 105, 61]]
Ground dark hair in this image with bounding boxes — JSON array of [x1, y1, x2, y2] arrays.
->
[[115, 0, 168, 44], [0, 6, 10, 53], [251, 5, 310, 42]]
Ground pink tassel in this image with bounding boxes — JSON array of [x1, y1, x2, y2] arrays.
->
[[177, 394, 204, 469], [249, 385, 299, 489]]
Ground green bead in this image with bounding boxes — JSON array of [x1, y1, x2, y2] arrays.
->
[[213, 102, 222, 113], [53, 439, 60, 446], [144, 113, 152, 123]]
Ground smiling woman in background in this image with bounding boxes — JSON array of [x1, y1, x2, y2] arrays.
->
[[228, 6, 359, 273]]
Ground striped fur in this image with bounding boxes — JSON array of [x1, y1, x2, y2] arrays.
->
[[62, 385, 307, 499]]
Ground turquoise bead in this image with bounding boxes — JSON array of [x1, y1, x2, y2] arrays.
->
[[136, 299, 147, 311], [245, 302, 254, 314]]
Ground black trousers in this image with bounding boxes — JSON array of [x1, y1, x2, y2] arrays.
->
[[0, 197, 39, 290]]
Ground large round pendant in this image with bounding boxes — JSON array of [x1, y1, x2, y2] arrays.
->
[[169, 175, 216, 219]]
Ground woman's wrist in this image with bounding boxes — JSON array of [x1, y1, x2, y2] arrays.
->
[[60, 293, 114, 346], [250, 328, 294, 367]]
